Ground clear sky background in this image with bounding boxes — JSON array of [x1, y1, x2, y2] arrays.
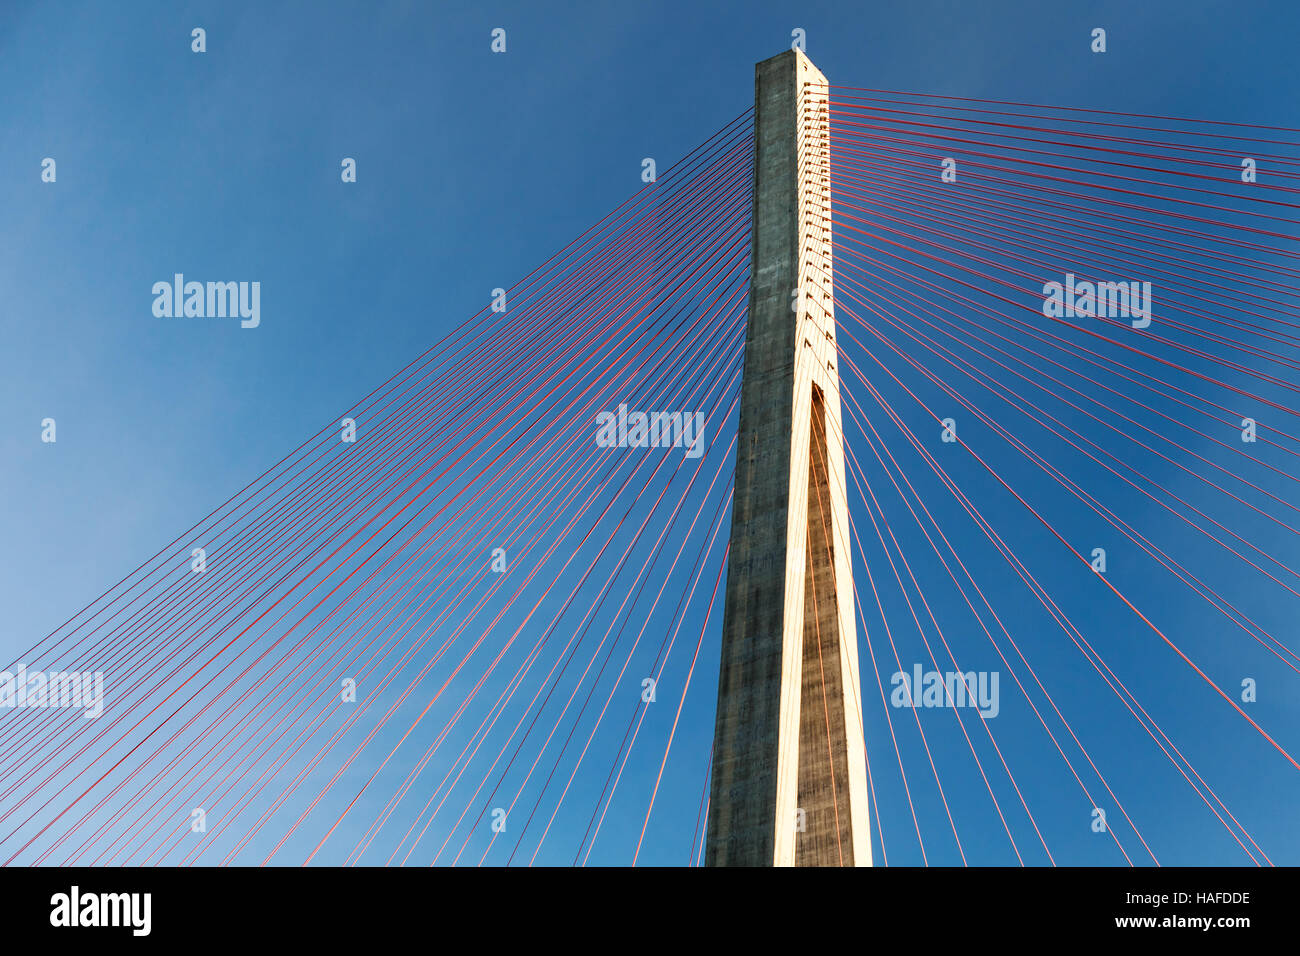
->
[[1, 0, 1298, 866]]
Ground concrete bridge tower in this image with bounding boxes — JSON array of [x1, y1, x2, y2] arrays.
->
[[705, 49, 871, 867]]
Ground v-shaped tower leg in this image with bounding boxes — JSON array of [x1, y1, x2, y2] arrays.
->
[[705, 49, 870, 867]]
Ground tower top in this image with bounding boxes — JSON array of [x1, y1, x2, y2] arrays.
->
[[754, 47, 828, 86]]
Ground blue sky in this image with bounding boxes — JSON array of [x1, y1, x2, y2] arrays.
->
[[1, 0, 1298, 866]]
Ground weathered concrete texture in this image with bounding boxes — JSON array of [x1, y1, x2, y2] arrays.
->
[[705, 49, 870, 867]]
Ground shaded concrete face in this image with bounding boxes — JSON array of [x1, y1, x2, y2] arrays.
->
[[705, 49, 870, 867], [796, 383, 856, 865]]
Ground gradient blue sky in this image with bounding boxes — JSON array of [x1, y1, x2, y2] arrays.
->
[[2, 1, 1298, 866]]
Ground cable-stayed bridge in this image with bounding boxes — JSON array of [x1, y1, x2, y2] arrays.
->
[[4, 49, 1300, 868]]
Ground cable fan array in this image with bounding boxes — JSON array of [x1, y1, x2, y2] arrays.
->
[[0, 112, 753, 867], [827, 86, 1300, 865]]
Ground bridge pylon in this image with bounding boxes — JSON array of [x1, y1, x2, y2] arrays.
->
[[705, 49, 871, 867]]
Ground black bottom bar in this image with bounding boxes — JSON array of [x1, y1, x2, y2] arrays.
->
[[4, 865, 1276, 943]]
